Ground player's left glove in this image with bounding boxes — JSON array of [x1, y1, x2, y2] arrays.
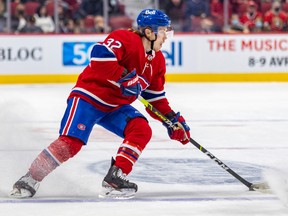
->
[[164, 111, 190, 145], [117, 69, 141, 97]]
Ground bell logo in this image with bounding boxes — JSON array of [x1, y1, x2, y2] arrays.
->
[[162, 41, 183, 67], [145, 10, 156, 15]]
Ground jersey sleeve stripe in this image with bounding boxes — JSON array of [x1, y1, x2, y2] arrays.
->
[[145, 96, 166, 102], [90, 44, 116, 59], [143, 89, 165, 94], [141, 90, 166, 102], [90, 57, 117, 62], [72, 87, 119, 108]]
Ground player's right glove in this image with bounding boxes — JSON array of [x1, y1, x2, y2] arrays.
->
[[164, 111, 190, 145], [117, 69, 141, 97]]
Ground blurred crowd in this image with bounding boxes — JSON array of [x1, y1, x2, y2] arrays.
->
[[0, 0, 287, 34], [165, 0, 288, 33]]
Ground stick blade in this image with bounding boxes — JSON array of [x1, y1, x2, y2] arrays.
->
[[250, 182, 272, 193]]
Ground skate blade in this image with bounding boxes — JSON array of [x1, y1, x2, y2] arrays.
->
[[99, 186, 136, 199], [9, 188, 33, 199]]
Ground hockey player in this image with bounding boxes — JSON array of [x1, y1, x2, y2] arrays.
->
[[10, 9, 190, 199]]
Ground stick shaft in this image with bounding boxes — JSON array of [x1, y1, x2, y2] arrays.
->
[[189, 137, 252, 188], [138, 96, 253, 189]]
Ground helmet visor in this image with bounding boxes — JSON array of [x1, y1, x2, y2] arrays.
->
[[157, 26, 174, 39]]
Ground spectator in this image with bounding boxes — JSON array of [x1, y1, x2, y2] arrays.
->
[[260, 0, 273, 15], [252, 15, 264, 32], [282, 0, 288, 13], [13, 3, 26, 33], [164, 0, 186, 32], [200, 16, 222, 33], [224, 13, 250, 33], [263, 0, 288, 32], [73, 18, 86, 34], [82, 15, 97, 33], [239, 0, 263, 32], [53, 2, 71, 33], [34, 5, 55, 33], [63, 0, 80, 15], [108, 0, 125, 16], [183, 0, 210, 32], [19, 15, 43, 33], [78, 15, 105, 33], [75, 0, 104, 19], [94, 15, 105, 33], [231, 0, 261, 15], [230, 0, 248, 14], [185, 0, 210, 17], [62, 18, 76, 33], [210, 0, 224, 19], [210, 0, 232, 28]]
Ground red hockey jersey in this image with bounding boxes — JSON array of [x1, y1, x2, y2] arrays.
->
[[239, 11, 263, 30], [264, 11, 288, 32], [69, 30, 173, 116]]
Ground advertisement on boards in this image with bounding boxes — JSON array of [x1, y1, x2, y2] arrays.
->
[[0, 34, 287, 75]]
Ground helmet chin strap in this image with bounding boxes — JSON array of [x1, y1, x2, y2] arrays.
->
[[142, 28, 157, 52], [150, 34, 157, 51]]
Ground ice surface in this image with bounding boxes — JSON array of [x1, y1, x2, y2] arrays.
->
[[0, 83, 288, 216], [263, 168, 288, 206]]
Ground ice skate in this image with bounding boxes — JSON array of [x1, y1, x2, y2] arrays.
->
[[10, 173, 40, 198], [99, 159, 138, 199]]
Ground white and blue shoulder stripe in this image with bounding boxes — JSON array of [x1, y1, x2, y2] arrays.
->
[[90, 43, 117, 61]]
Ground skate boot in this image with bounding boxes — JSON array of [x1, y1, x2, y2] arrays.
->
[[99, 158, 138, 199], [10, 173, 40, 198]]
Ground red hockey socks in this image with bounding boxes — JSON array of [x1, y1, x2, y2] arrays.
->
[[115, 117, 152, 174], [28, 136, 83, 181]]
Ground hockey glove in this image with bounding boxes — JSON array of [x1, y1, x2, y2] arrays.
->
[[117, 69, 141, 97], [164, 111, 190, 145]]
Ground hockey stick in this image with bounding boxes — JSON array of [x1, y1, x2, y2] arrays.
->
[[138, 95, 269, 192]]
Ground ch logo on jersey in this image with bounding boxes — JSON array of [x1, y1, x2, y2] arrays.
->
[[77, 123, 86, 131], [147, 55, 153, 61]]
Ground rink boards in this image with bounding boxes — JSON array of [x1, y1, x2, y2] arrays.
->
[[0, 34, 288, 83]]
